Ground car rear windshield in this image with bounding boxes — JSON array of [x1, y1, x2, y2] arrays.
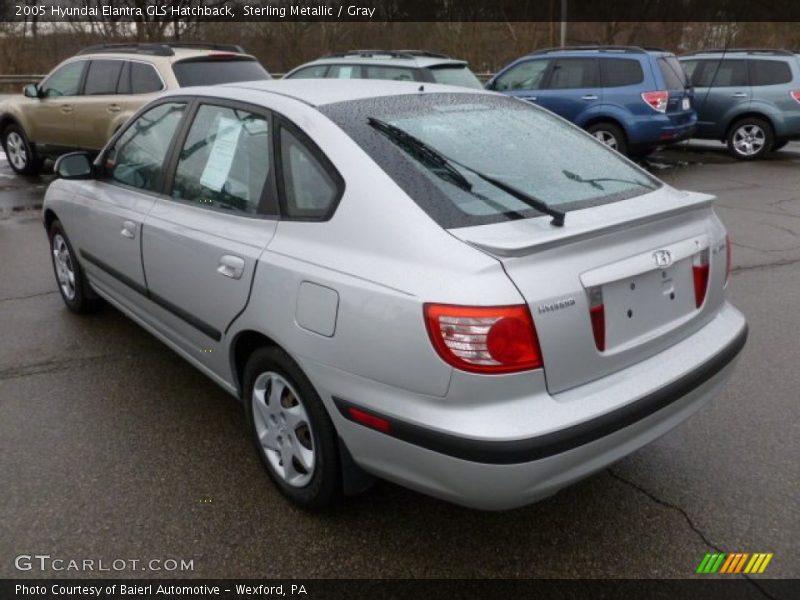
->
[[658, 56, 689, 89], [321, 93, 659, 228], [172, 58, 270, 87], [427, 65, 484, 89]]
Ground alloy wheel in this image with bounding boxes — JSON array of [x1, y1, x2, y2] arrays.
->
[[5, 131, 28, 170], [251, 371, 316, 488], [733, 124, 766, 157], [52, 234, 76, 301], [592, 130, 618, 150]]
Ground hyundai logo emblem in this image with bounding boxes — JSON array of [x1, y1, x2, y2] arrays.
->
[[653, 249, 673, 268]]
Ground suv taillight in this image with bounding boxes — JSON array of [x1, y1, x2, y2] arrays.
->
[[692, 249, 710, 308], [642, 90, 669, 113], [790, 90, 800, 103], [424, 304, 543, 374]]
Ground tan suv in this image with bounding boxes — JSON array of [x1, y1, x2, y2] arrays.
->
[[0, 42, 270, 175]]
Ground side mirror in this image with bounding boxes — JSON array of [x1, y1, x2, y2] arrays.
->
[[54, 152, 94, 180], [23, 83, 40, 98]]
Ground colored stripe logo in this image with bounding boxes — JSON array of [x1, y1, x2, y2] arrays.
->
[[697, 553, 773, 574]]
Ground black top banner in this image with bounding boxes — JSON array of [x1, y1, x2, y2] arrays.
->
[[4, 0, 800, 22]]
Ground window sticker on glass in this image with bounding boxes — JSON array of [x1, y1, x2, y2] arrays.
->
[[200, 116, 242, 192]]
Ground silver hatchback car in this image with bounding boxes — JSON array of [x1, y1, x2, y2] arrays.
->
[[43, 80, 747, 510]]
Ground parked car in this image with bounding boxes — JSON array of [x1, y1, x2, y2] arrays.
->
[[284, 50, 483, 89], [679, 49, 800, 159], [0, 42, 270, 175], [486, 45, 697, 156], [43, 80, 747, 510]]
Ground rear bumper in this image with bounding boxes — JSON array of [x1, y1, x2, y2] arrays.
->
[[334, 325, 746, 466], [627, 112, 697, 146], [310, 303, 747, 510]]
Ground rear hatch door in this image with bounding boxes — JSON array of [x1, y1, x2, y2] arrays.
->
[[656, 54, 695, 123], [450, 187, 727, 393]]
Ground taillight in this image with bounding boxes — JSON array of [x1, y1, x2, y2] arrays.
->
[[692, 249, 710, 308], [587, 286, 606, 352], [725, 235, 732, 286], [790, 90, 800, 103], [424, 304, 543, 374], [641, 90, 669, 113]]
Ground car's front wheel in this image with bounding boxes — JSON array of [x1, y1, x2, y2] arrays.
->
[[48, 220, 101, 313], [727, 118, 773, 160], [244, 347, 341, 509], [3, 124, 42, 175], [586, 122, 628, 156]]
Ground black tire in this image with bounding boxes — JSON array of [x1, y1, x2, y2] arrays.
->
[[2, 124, 42, 175], [771, 140, 789, 152], [726, 117, 774, 160], [48, 220, 102, 314], [586, 122, 629, 156], [243, 346, 341, 509]]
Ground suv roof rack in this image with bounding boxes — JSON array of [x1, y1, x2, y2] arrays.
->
[[324, 49, 450, 60], [78, 42, 245, 57], [529, 45, 650, 55], [683, 48, 795, 56]]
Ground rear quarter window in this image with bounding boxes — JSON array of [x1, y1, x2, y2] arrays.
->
[[428, 65, 483, 89], [749, 60, 793, 86], [601, 58, 644, 87], [657, 56, 688, 89]]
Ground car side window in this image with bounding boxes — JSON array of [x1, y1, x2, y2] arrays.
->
[[279, 127, 340, 220], [493, 60, 550, 91], [84, 60, 123, 96], [105, 102, 186, 193], [40, 61, 85, 97], [364, 66, 416, 81], [327, 65, 364, 79], [696, 59, 748, 87], [601, 58, 644, 87], [749, 60, 792, 86], [548, 58, 599, 89], [131, 63, 164, 94], [681, 60, 700, 85], [171, 104, 271, 215], [289, 65, 329, 79]]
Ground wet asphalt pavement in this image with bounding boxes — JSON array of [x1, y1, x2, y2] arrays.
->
[[0, 142, 798, 582]]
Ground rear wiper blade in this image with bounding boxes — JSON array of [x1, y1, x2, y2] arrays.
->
[[367, 117, 473, 193], [368, 117, 566, 227], [562, 169, 657, 192]]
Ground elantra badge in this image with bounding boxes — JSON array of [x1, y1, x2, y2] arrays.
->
[[653, 249, 673, 268]]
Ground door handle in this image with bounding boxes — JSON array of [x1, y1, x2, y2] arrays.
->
[[731, 92, 748, 98], [581, 94, 599, 101], [120, 221, 136, 239], [59, 104, 73, 114], [107, 104, 121, 113], [217, 255, 245, 280]]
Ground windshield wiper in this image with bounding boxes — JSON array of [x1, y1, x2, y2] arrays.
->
[[562, 169, 656, 192], [368, 117, 566, 227]]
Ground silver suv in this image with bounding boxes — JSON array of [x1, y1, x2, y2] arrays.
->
[[43, 80, 747, 510], [284, 50, 484, 89]]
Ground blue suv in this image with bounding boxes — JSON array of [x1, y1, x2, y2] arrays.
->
[[679, 49, 800, 160], [487, 46, 697, 156]]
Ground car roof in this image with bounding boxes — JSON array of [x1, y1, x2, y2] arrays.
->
[[291, 51, 467, 71], [75, 47, 257, 63], [681, 49, 797, 59], [212, 79, 492, 107], [523, 45, 672, 58]]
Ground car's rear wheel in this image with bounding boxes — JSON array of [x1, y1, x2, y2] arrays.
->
[[244, 347, 341, 509], [587, 122, 628, 156], [48, 220, 101, 313], [727, 117, 773, 160], [3, 124, 42, 175]]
